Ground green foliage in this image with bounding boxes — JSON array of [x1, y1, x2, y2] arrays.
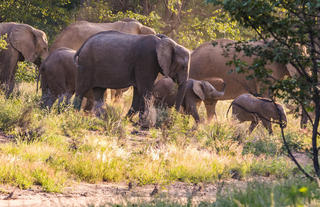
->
[[208, 0, 320, 178], [15, 62, 38, 83], [212, 179, 320, 207], [206, 0, 318, 111], [0, 34, 7, 50], [0, 0, 79, 44], [243, 138, 280, 156], [76, 0, 254, 49]]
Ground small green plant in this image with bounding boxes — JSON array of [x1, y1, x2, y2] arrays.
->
[[212, 179, 320, 207], [243, 138, 280, 156], [15, 62, 38, 83], [0, 34, 8, 50]]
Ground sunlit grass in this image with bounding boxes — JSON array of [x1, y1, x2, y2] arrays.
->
[[0, 82, 314, 192]]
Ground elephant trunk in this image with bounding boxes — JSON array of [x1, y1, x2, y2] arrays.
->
[[212, 82, 226, 97], [174, 68, 189, 111], [175, 81, 187, 111], [281, 114, 287, 128]]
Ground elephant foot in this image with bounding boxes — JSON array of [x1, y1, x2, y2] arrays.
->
[[140, 125, 150, 131], [73, 96, 82, 111]]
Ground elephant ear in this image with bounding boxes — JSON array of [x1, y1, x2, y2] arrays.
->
[[192, 81, 205, 100], [9, 24, 36, 62], [140, 25, 156, 35], [156, 38, 174, 77]]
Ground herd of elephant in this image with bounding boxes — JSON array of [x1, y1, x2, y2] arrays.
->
[[0, 19, 293, 134]]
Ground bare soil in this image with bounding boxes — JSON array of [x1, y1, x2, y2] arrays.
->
[[0, 177, 274, 207], [0, 131, 313, 207]]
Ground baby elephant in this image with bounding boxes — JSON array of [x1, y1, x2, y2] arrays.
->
[[40, 47, 127, 110], [227, 93, 287, 134], [153, 77, 225, 123]]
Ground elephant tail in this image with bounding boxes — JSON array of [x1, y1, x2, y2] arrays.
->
[[74, 49, 80, 66], [74, 37, 88, 66], [39, 64, 48, 94], [226, 101, 234, 118], [36, 68, 40, 93]]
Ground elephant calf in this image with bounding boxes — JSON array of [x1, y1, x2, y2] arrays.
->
[[40, 47, 77, 108], [153, 77, 225, 123], [40, 47, 128, 109], [227, 93, 287, 134]]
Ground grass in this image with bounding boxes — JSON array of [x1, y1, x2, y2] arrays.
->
[[0, 82, 315, 195], [97, 179, 320, 206]]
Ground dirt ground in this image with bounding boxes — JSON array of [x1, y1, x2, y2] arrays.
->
[[0, 131, 313, 207], [0, 178, 271, 207]]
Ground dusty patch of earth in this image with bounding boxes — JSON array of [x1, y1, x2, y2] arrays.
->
[[0, 177, 276, 207], [0, 131, 313, 206]]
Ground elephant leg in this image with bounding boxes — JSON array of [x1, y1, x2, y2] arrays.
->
[[126, 87, 140, 119], [189, 105, 200, 123], [261, 119, 273, 135], [3, 49, 19, 98], [65, 93, 73, 105], [83, 90, 94, 112], [300, 108, 308, 129], [248, 120, 259, 134], [73, 95, 84, 111], [111, 89, 121, 102], [114, 89, 127, 102], [92, 87, 106, 117], [204, 100, 218, 121], [6, 75, 15, 98], [47, 95, 58, 109]]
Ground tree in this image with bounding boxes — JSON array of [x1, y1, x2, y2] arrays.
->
[[208, 0, 320, 179], [0, 0, 80, 44], [77, 0, 253, 49]]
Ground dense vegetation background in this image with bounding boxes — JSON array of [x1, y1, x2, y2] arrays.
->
[[0, 0, 254, 48]]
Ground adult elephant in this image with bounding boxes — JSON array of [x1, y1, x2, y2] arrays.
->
[[0, 22, 48, 96], [49, 19, 155, 101], [190, 39, 295, 118], [73, 31, 190, 122]]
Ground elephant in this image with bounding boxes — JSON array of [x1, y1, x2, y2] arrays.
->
[[73, 31, 190, 123], [0, 22, 48, 96], [40, 47, 128, 110], [153, 77, 225, 122], [190, 39, 295, 120], [49, 19, 156, 101], [227, 93, 287, 134], [40, 47, 78, 108]]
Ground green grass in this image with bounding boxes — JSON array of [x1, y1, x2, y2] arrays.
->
[[0, 82, 314, 193], [102, 179, 320, 206]]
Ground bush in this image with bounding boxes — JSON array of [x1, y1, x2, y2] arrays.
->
[[15, 62, 38, 83]]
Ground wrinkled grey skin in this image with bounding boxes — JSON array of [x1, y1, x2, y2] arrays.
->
[[40, 47, 127, 110], [153, 77, 225, 123], [228, 93, 287, 134], [50, 19, 155, 101], [40, 48, 78, 108], [0, 22, 48, 96], [73, 31, 190, 123], [190, 39, 295, 121]]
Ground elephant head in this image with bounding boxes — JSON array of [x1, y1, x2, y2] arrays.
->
[[273, 103, 287, 128], [9, 24, 48, 66], [156, 37, 190, 111], [192, 80, 225, 101]]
